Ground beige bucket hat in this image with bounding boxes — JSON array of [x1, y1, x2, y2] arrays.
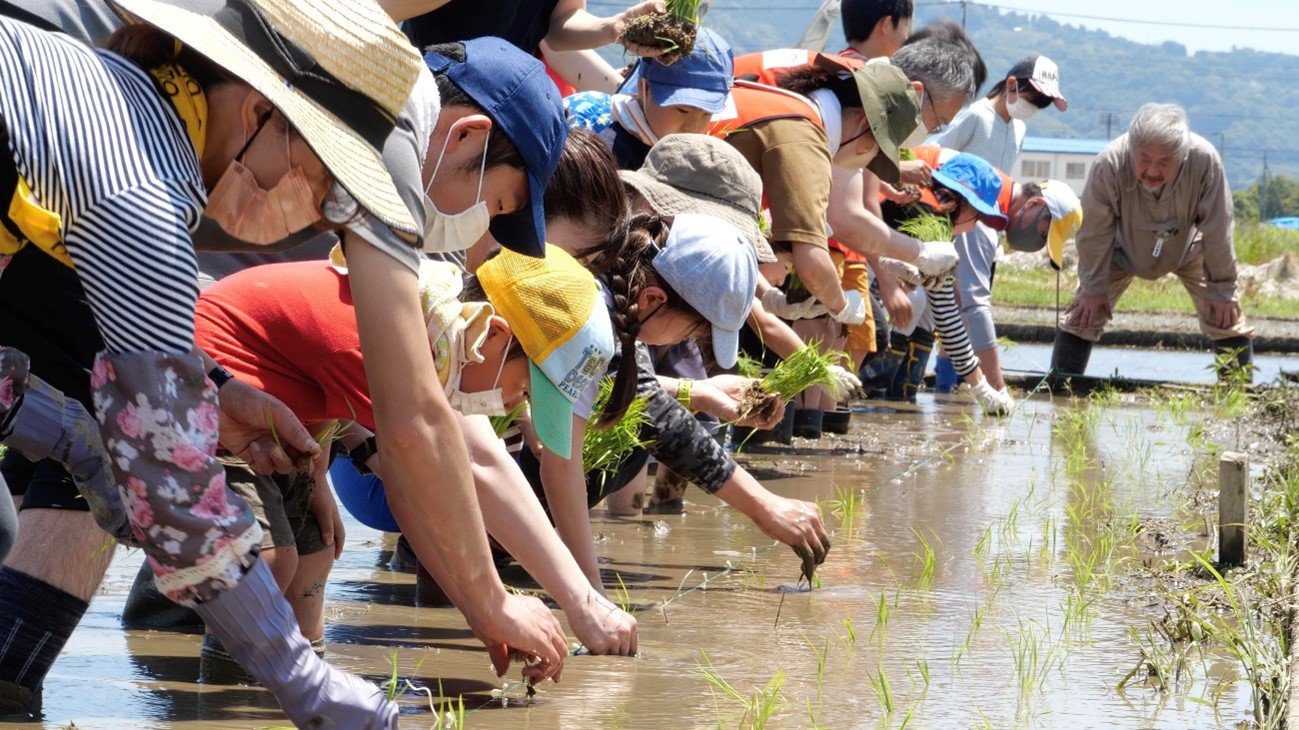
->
[[618, 134, 775, 263], [109, 0, 423, 234]]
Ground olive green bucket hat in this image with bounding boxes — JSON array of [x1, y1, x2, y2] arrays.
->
[[852, 61, 921, 184]]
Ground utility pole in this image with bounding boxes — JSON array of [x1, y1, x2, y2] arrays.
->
[[961, 0, 968, 30], [1099, 112, 1119, 139], [1260, 150, 1271, 221]]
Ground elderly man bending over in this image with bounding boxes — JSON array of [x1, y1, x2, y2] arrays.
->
[[1051, 103, 1254, 381]]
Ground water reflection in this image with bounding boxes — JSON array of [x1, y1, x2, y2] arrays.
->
[[13, 396, 1257, 729]]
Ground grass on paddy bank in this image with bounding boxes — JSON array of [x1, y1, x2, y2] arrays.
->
[[995, 224, 1299, 320]]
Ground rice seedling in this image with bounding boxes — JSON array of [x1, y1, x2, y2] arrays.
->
[[734, 342, 848, 422], [823, 486, 865, 536], [488, 401, 527, 438], [897, 207, 953, 243], [736, 353, 765, 380], [869, 590, 889, 644], [910, 527, 940, 591], [802, 633, 830, 694], [692, 651, 788, 730], [584, 378, 652, 494], [842, 617, 857, 647], [865, 666, 894, 715], [612, 571, 633, 613], [1002, 616, 1062, 698]]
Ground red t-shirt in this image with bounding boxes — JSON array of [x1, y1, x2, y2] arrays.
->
[[195, 261, 377, 431]]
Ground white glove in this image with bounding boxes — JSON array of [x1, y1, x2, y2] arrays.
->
[[760, 287, 829, 320], [827, 365, 862, 399], [828, 290, 867, 325], [876, 257, 922, 288], [913, 240, 959, 278], [972, 380, 1014, 416]]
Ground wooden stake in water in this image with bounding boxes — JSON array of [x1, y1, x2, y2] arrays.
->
[[1218, 451, 1249, 567]]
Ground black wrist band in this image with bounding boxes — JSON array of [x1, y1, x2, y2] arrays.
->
[[349, 436, 378, 475], [207, 364, 235, 390]]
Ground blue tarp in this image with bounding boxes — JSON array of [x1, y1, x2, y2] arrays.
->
[[1267, 217, 1299, 230]]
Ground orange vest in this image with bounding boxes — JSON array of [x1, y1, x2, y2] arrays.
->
[[706, 80, 824, 139], [732, 49, 864, 87]]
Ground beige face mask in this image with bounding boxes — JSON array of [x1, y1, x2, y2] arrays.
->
[[206, 112, 321, 246]]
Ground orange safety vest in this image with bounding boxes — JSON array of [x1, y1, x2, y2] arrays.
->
[[732, 49, 864, 87], [705, 80, 824, 139]]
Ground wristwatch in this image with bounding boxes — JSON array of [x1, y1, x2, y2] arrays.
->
[[675, 378, 694, 411], [207, 364, 235, 390]]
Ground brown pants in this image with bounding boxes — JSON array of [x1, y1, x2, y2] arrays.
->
[[1060, 249, 1256, 342]]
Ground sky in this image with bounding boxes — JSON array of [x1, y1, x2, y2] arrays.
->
[[963, 0, 1299, 55]]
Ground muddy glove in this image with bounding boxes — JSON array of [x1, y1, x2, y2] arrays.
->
[[828, 290, 867, 325], [877, 257, 923, 289], [826, 365, 861, 400], [913, 240, 959, 278], [760, 287, 829, 320], [971, 380, 1014, 416], [0, 348, 132, 541]]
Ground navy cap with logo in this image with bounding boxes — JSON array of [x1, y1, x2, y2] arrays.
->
[[423, 37, 568, 257]]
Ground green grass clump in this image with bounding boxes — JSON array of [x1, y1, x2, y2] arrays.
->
[[583, 378, 651, 488], [897, 206, 953, 243], [760, 342, 846, 402], [489, 401, 527, 439]]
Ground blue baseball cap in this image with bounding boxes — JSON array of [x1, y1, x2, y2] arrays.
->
[[423, 38, 568, 257], [650, 213, 758, 369], [930, 153, 1009, 231], [622, 28, 734, 113]]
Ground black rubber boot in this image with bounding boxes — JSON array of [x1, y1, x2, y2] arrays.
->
[[1049, 330, 1094, 384], [860, 332, 906, 400], [891, 329, 934, 403], [121, 560, 205, 633], [821, 406, 852, 434], [1213, 336, 1254, 384], [791, 408, 824, 440]]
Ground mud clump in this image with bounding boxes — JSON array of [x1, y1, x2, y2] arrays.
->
[[735, 380, 780, 423], [619, 14, 697, 65]]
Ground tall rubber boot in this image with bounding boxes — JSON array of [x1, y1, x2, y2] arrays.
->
[[891, 329, 934, 403], [791, 408, 824, 439], [860, 332, 906, 400], [121, 560, 205, 633], [1213, 336, 1254, 384], [194, 559, 397, 728], [1049, 331, 1094, 385]]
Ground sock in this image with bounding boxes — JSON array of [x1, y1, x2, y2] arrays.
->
[[0, 567, 90, 696]]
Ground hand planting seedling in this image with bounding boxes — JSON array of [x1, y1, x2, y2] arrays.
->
[[618, 0, 700, 64], [734, 342, 847, 424]]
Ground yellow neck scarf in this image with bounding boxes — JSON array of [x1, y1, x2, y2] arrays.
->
[[149, 63, 208, 158]]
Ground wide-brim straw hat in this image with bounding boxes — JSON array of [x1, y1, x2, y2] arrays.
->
[[109, 0, 423, 235]]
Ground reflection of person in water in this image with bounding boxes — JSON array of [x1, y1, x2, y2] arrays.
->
[[1052, 103, 1255, 381]]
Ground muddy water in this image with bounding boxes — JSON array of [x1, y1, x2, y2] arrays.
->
[[5, 395, 1254, 729], [1004, 343, 1299, 384]]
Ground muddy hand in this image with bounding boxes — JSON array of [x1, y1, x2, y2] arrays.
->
[[612, 0, 667, 56], [754, 494, 830, 582], [218, 379, 320, 474], [570, 590, 639, 656], [473, 592, 568, 685]]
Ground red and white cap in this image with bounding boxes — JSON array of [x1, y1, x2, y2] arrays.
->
[[1011, 55, 1067, 111]]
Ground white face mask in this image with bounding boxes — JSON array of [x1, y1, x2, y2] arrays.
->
[[1006, 84, 1040, 121], [446, 334, 511, 417], [901, 92, 932, 148], [422, 129, 491, 253]]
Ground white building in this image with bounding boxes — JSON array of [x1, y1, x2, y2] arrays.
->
[[1017, 137, 1110, 195]]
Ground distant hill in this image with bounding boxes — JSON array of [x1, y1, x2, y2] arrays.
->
[[594, 0, 1299, 189]]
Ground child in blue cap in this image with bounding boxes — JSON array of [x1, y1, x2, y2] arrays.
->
[[564, 27, 733, 169]]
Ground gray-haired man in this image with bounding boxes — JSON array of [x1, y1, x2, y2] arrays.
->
[[1051, 103, 1254, 380]]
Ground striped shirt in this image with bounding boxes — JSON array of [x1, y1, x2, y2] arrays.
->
[[0, 16, 205, 355]]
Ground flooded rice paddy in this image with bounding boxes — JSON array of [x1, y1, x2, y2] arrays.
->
[[7, 380, 1286, 729]]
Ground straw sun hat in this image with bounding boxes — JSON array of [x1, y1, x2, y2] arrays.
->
[[108, 0, 424, 234]]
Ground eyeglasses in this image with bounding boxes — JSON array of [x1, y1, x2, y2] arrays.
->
[[925, 93, 952, 135]]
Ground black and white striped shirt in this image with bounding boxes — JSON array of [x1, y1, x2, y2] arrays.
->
[[0, 16, 206, 355]]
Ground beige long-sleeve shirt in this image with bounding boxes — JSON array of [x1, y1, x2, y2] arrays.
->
[[1075, 132, 1238, 300]]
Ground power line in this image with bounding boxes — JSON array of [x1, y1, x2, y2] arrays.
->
[[932, 1, 1299, 32]]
